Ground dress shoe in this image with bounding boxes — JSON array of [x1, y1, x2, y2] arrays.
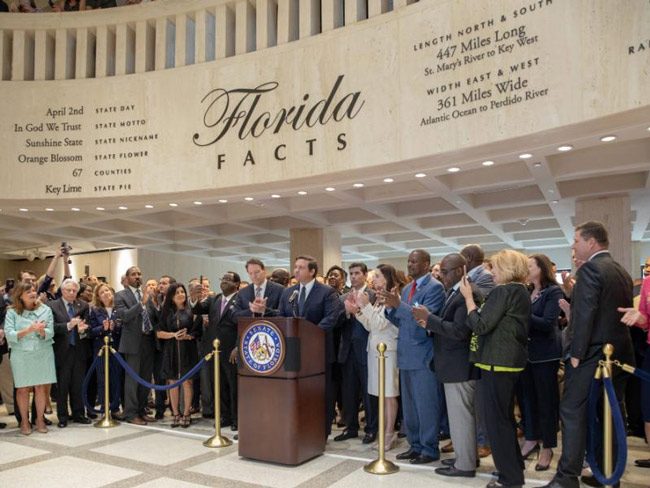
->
[[112, 411, 125, 421], [539, 477, 580, 488], [410, 454, 438, 464], [334, 430, 358, 442], [580, 475, 619, 488], [396, 448, 419, 460], [435, 466, 475, 478], [635, 458, 650, 468], [441, 458, 480, 468], [487, 482, 522, 488], [72, 416, 92, 425], [128, 416, 147, 426], [478, 446, 492, 458], [202, 413, 214, 419], [220, 419, 232, 428], [142, 415, 157, 423], [362, 433, 376, 444], [521, 443, 540, 460], [87, 412, 98, 420], [57, 419, 68, 428], [441, 441, 454, 453], [0, 422, 6, 429], [35, 423, 48, 434], [43, 417, 52, 426], [535, 451, 553, 471], [231, 423, 238, 431], [155, 411, 165, 420], [233, 434, 239, 440], [20, 422, 32, 435]]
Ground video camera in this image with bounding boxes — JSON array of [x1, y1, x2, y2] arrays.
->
[[61, 241, 72, 264]]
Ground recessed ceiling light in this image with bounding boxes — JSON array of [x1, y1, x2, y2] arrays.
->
[[519, 153, 533, 159], [558, 145, 573, 152], [325, 187, 335, 192], [548, 189, 555, 194], [600, 135, 616, 142], [169, 203, 178, 207], [353, 183, 364, 188], [193, 201, 202, 205], [298, 191, 307, 195], [19, 208, 28, 212], [95, 207, 104, 211], [145, 204, 154, 209], [415, 172, 427, 178], [271, 194, 281, 199], [244, 197, 254, 201], [118, 206, 128, 210], [551, 200, 559, 204], [447, 167, 460, 173], [383, 177, 394, 183], [45, 208, 54, 212], [647, 126, 650, 131], [533, 162, 543, 168], [455, 200, 462, 204], [482, 160, 494, 166], [71, 207, 80, 212]]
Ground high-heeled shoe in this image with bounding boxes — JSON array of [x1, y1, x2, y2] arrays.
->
[[535, 450, 553, 471], [171, 414, 181, 428], [521, 443, 540, 460], [20, 422, 32, 436], [181, 415, 191, 428]]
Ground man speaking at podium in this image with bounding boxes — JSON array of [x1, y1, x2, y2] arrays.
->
[[278, 255, 344, 437]]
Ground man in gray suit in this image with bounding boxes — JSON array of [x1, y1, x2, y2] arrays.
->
[[115, 266, 156, 425]]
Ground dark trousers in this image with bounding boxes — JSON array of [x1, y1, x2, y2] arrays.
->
[[521, 360, 560, 447], [556, 354, 628, 483], [153, 348, 166, 416], [95, 355, 122, 413], [325, 360, 334, 436], [219, 353, 238, 424], [200, 358, 215, 417], [341, 356, 376, 434], [478, 369, 524, 486], [123, 338, 154, 420], [55, 346, 87, 420]]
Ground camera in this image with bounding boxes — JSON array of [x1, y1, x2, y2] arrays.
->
[[61, 242, 72, 264], [4, 279, 15, 294]]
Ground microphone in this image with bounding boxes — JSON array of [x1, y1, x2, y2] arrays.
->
[[289, 289, 299, 318]]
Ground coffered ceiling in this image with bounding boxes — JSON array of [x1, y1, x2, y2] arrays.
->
[[1, 117, 649, 267]]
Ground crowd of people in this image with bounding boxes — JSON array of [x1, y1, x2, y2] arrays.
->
[[0, 220, 649, 488], [0, 0, 151, 13]]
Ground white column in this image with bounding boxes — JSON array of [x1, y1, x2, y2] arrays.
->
[[235, 0, 256, 55], [115, 24, 135, 75], [75, 28, 95, 79], [277, 0, 298, 44], [175, 13, 187, 67], [195, 9, 207, 63], [344, 0, 367, 24], [34, 30, 54, 81], [299, 0, 320, 39], [256, 0, 277, 50], [95, 25, 115, 78], [368, 0, 389, 17], [135, 20, 154, 73], [154, 18, 168, 70], [0, 30, 10, 81], [12, 30, 34, 81], [216, 4, 235, 59], [321, 0, 343, 32]]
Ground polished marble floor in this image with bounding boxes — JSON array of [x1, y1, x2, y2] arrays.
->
[[0, 405, 648, 488]]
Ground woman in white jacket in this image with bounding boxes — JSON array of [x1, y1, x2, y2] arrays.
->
[[345, 264, 402, 450]]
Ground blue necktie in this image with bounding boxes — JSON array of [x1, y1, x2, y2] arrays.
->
[[298, 286, 306, 316], [67, 302, 77, 346], [136, 289, 152, 334]]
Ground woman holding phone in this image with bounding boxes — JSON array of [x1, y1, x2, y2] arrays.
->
[[4, 282, 56, 435], [459, 250, 530, 488], [158, 283, 198, 428]]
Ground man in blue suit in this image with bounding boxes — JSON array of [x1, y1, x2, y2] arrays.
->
[[233, 258, 284, 319], [278, 255, 344, 437], [381, 249, 445, 464]]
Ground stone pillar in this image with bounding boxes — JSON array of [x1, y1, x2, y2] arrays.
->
[[574, 194, 632, 274], [290, 228, 341, 273]]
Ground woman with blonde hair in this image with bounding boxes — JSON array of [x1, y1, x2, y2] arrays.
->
[[4, 282, 56, 435], [459, 249, 531, 488]]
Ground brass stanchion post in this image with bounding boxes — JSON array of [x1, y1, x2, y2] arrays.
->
[[602, 344, 614, 487], [203, 339, 233, 448], [364, 343, 399, 475], [95, 335, 119, 428]]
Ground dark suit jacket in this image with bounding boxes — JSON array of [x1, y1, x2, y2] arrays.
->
[[569, 252, 634, 364], [426, 287, 480, 383], [232, 280, 284, 319], [278, 281, 343, 363], [528, 284, 563, 362], [47, 297, 91, 361], [193, 293, 238, 356], [89, 306, 122, 354], [115, 288, 147, 355], [338, 288, 375, 365]]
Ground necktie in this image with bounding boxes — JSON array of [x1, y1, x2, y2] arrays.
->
[[298, 285, 306, 316], [407, 281, 417, 304], [255, 287, 262, 299], [67, 302, 77, 346], [136, 289, 152, 334], [220, 297, 228, 315], [444, 288, 457, 307]]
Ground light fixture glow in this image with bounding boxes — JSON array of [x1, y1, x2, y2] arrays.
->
[[298, 191, 307, 195], [244, 197, 254, 201], [193, 201, 203, 205], [353, 183, 364, 188], [95, 207, 105, 211], [118, 206, 128, 210], [600, 135, 616, 142], [548, 189, 555, 194], [45, 208, 54, 212], [19, 208, 28, 212], [271, 194, 281, 199], [145, 204, 154, 209], [447, 167, 460, 173], [169, 203, 178, 207], [71, 207, 80, 212], [482, 160, 495, 166], [533, 162, 543, 168], [218, 199, 228, 203], [325, 187, 335, 192], [383, 177, 394, 183], [551, 200, 559, 204], [415, 172, 427, 178], [557, 145, 573, 152], [519, 153, 533, 159]]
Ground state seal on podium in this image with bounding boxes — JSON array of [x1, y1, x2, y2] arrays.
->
[[240, 320, 286, 375]]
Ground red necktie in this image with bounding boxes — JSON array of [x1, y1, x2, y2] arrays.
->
[[407, 281, 417, 304]]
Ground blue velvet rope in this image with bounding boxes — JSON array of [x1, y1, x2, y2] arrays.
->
[[112, 350, 206, 391], [585, 375, 628, 486], [631, 365, 650, 383], [82, 355, 121, 414]]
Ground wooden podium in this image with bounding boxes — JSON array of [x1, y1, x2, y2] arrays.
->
[[237, 317, 325, 465]]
